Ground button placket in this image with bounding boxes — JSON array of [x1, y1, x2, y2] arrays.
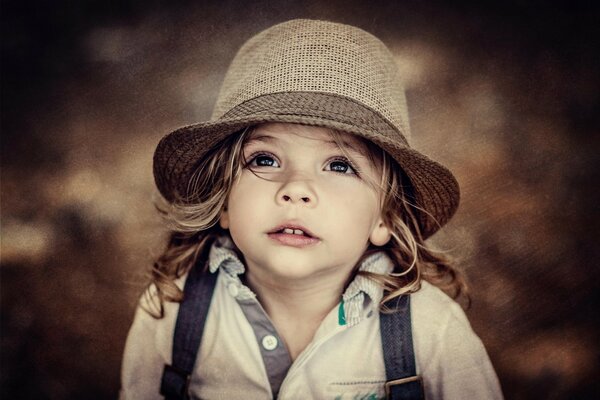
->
[[236, 298, 292, 398]]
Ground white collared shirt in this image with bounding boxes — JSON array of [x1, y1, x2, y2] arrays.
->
[[120, 238, 503, 399]]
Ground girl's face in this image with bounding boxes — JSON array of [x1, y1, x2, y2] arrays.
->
[[220, 123, 391, 284]]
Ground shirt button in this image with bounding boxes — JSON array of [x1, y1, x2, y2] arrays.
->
[[227, 283, 239, 297], [261, 335, 278, 351]]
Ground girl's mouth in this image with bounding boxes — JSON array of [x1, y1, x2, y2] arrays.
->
[[279, 228, 311, 237], [267, 223, 319, 239], [267, 224, 320, 247]]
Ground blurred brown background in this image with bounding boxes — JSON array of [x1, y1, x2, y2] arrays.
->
[[1, 1, 598, 399]]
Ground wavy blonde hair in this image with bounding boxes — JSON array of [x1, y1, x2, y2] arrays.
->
[[145, 126, 468, 318]]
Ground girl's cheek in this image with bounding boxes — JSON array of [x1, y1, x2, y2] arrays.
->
[[320, 178, 378, 199]]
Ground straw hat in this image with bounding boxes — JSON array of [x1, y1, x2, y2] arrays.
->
[[153, 19, 459, 238]]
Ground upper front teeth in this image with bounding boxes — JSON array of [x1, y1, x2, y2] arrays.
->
[[284, 228, 305, 235]]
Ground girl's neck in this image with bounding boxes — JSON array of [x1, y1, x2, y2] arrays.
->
[[245, 267, 350, 360], [247, 270, 345, 319]]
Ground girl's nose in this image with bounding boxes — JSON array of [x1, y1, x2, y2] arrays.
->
[[275, 178, 318, 207]]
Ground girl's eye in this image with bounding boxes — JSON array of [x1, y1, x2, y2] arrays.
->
[[247, 153, 280, 168], [326, 158, 357, 175]]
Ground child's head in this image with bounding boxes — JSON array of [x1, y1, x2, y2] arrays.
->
[[150, 19, 465, 311], [154, 19, 459, 238], [218, 122, 391, 283]]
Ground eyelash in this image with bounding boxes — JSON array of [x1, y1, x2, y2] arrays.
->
[[327, 157, 360, 176], [244, 152, 361, 177], [244, 152, 280, 168]]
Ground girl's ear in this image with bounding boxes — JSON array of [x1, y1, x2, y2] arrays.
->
[[219, 206, 229, 229], [369, 218, 391, 246]]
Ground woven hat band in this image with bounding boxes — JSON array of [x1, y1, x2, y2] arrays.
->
[[221, 92, 410, 146]]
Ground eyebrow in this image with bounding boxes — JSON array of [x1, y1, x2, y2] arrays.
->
[[245, 135, 277, 144], [325, 139, 370, 158], [246, 134, 370, 159]]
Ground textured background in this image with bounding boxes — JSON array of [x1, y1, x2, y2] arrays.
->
[[2, 1, 598, 399]]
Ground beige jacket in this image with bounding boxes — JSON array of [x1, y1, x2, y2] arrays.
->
[[120, 239, 503, 399]]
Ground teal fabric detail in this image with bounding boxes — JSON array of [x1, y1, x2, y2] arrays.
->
[[338, 300, 346, 326]]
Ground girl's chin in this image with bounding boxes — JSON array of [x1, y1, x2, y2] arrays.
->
[[246, 259, 347, 285]]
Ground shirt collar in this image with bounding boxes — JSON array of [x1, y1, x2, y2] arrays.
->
[[208, 235, 393, 324], [208, 235, 245, 275], [341, 251, 393, 325]]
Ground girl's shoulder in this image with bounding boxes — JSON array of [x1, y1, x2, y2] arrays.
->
[[412, 280, 461, 308], [409, 283, 503, 398], [410, 280, 473, 335]]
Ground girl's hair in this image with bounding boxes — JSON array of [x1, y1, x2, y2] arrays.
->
[[144, 127, 469, 318]]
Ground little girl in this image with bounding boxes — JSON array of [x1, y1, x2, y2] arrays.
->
[[120, 19, 503, 400]]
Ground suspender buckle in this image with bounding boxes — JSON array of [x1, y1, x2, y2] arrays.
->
[[384, 375, 424, 400], [160, 363, 191, 399]]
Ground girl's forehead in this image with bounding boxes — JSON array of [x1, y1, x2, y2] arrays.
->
[[251, 122, 337, 142], [248, 122, 373, 156]]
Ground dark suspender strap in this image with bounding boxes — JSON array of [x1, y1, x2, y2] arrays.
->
[[380, 295, 424, 400], [160, 261, 218, 400]]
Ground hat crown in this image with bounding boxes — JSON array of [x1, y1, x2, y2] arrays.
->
[[211, 19, 411, 140]]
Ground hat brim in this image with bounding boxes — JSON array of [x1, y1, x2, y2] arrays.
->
[[153, 91, 459, 239]]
